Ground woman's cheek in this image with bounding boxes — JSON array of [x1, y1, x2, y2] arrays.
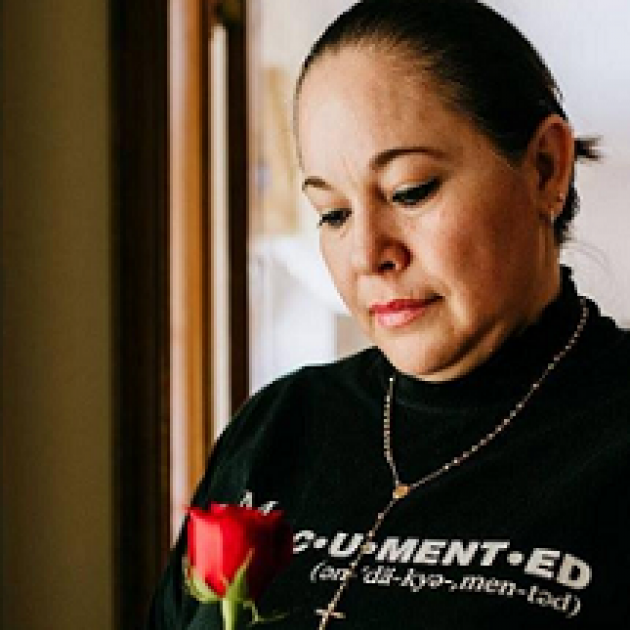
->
[[321, 238, 356, 305], [417, 217, 474, 280], [320, 236, 343, 283]]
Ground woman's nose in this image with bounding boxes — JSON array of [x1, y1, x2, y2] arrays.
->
[[349, 210, 410, 275]]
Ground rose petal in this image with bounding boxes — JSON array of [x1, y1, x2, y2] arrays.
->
[[186, 504, 293, 601]]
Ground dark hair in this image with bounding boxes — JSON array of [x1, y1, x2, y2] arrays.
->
[[295, 0, 600, 245]]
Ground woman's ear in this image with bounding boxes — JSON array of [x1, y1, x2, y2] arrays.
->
[[526, 114, 575, 220]]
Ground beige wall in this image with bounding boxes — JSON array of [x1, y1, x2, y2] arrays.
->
[[2, 1, 114, 629]]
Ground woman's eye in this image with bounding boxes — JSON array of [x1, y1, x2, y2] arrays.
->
[[317, 208, 351, 229], [391, 179, 440, 206]]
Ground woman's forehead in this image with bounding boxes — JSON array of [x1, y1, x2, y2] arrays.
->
[[296, 51, 470, 175], [299, 45, 435, 99]]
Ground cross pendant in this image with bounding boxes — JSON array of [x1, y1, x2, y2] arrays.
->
[[315, 603, 346, 627]]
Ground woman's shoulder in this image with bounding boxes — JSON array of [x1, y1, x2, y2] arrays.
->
[[244, 345, 384, 408], [561, 304, 630, 429], [192, 347, 385, 507], [214, 346, 384, 447], [580, 304, 630, 379]]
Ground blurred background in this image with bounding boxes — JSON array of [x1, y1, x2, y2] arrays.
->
[[3, 1, 629, 629]]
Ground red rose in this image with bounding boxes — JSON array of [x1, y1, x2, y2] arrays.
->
[[187, 503, 293, 602]]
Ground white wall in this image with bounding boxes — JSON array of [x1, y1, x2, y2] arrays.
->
[[2, 1, 114, 628]]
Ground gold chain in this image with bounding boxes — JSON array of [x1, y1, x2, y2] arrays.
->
[[316, 298, 589, 628]]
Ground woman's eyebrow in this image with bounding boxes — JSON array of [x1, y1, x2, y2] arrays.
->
[[369, 145, 446, 170], [301, 175, 331, 193], [302, 145, 446, 193]]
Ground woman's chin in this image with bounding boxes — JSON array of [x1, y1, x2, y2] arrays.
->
[[378, 338, 482, 383], [379, 346, 448, 382]]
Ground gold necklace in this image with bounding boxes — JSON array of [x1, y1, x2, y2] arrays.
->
[[315, 298, 589, 628]]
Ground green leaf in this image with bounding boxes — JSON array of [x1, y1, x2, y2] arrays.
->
[[183, 556, 220, 604], [183, 551, 290, 626], [224, 551, 252, 603], [245, 601, 288, 627]]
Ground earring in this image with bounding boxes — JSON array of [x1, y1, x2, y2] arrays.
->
[[547, 192, 565, 224]]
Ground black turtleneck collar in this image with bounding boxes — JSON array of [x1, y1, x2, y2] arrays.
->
[[376, 266, 588, 411]]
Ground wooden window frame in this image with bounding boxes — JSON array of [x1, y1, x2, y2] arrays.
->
[[111, 0, 249, 628], [169, 0, 211, 539]]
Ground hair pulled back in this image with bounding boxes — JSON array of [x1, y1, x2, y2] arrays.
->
[[296, 0, 599, 245]]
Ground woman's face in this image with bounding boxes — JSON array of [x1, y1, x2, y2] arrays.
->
[[297, 49, 561, 381]]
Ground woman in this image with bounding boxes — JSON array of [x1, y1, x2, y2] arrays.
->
[[147, 0, 630, 627]]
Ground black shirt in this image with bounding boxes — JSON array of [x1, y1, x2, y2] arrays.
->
[[147, 270, 630, 629]]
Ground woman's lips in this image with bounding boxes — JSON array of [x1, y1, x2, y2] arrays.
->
[[369, 297, 438, 329]]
